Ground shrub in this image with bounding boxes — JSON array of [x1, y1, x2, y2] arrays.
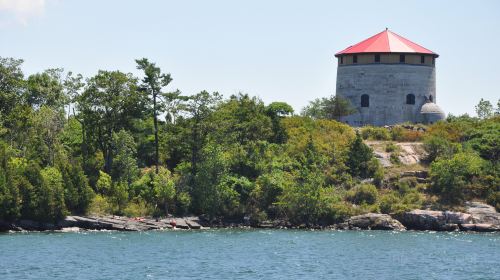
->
[[176, 192, 192, 215], [346, 184, 378, 205], [123, 199, 150, 217], [88, 194, 112, 215], [430, 152, 485, 204], [423, 135, 461, 162], [360, 126, 391, 140], [385, 142, 399, 153]]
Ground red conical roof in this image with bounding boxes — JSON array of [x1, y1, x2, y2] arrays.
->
[[335, 29, 438, 57]]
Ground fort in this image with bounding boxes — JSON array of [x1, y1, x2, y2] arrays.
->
[[335, 29, 445, 126]]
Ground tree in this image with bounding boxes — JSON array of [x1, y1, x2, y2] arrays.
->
[[111, 130, 138, 186], [38, 167, 66, 222], [63, 71, 84, 118], [266, 101, 294, 143], [0, 57, 24, 117], [430, 152, 484, 204], [184, 91, 222, 178], [152, 168, 176, 216], [301, 95, 355, 121], [475, 98, 493, 119], [77, 70, 145, 173], [25, 69, 67, 110], [346, 132, 375, 178], [136, 58, 179, 174]]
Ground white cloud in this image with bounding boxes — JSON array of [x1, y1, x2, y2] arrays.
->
[[0, 0, 47, 26]]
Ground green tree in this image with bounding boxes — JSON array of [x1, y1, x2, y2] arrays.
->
[[346, 132, 375, 178], [153, 168, 176, 216], [96, 171, 112, 195], [38, 167, 66, 222], [77, 70, 145, 173], [25, 69, 67, 110], [136, 58, 181, 174], [430, 152, 485, 204], [301, 95, 355, 120], [111, 130, 138, 185], [475, 98, 494, 119]]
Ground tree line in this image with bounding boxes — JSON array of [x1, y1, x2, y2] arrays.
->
[[0, 57, 498, 224]]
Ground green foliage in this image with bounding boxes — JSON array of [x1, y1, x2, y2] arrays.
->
[[96, 171, 112, 195], [152, 168, 176, 215], [111, 130, 138, 185], [430, 152, 485, 204], [110, 181, 129, 214], [423, 135, 462, 162], [346, 132, 376, 178], [88, 194, 112, 215], [346, 184, 378, 205], [475, 98, 494, 119], [1, 56, 498, 225], [360, 126, 391, 140], [38, 167, 67, 222], [301, 95, 355, 120]]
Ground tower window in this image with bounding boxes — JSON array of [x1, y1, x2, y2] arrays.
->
[[400, 54, 405, 63], [429, 95, 433, 102], [432, 57, 435, 65], [375, 54, 380, 63], [340, 56, 343, 64], [406, 94, 415, 105], [421, 55, 425, 64], [361, 94, 369, 107], [353, 55, 358, 63]]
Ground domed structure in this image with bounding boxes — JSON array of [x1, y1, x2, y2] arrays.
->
[[334, 29, 445, 126], [420, 100, 446, 124]]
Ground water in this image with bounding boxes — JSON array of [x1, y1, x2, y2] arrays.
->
[[0, 230, 499, 280]]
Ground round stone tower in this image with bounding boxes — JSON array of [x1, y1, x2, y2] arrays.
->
[[335, 29, 445, 126]]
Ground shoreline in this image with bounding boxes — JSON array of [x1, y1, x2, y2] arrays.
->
[[2, 201, 499, 233]]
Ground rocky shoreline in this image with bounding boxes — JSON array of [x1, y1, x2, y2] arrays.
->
[[1, 202, 499, 233]]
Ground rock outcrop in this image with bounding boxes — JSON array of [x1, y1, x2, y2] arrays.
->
[[348, 213, 406, 230], [397, 204, 500, 231]]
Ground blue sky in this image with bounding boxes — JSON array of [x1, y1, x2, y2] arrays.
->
[[1, 0, 499, 115]]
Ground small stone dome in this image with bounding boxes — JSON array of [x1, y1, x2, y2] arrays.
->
[[420, 102, 445, 124]]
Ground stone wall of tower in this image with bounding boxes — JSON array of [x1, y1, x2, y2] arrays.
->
[[336, 64, 436, 126]]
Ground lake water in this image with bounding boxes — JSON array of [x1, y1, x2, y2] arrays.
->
[[0, 229, 499, 279]]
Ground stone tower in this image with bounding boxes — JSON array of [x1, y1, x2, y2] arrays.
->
[[335, 29, 445, 126]]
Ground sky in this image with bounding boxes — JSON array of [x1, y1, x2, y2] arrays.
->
[[1, 0, 499, 116]]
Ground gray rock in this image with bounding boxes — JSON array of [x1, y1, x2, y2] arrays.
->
[[184, 217, 202, 229], [398, 210, 447, 230], [174, 218, 190, 229], [348, 213, 406, 230], [57, 216, 78, 228], [459, 223, 500, 232], [466, 201, 500, 225], [444, 211, 473, 224]]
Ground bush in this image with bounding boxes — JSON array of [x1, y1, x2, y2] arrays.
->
[[176, 192, 192, 215], [346, 184, 378, 205], [88, 194, 112, 215], [385, 142, 399, 153], [360, 126, 391, 140], [430, 152, 485, 204], [123, 199, 150, 217], [423, 135, 461, 162]]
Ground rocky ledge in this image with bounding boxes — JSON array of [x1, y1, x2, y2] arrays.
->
[[396, 202, 500, 232], [347, 213, 406, 230], [0, 215, 205, 232], [1, 202, 498, 233]]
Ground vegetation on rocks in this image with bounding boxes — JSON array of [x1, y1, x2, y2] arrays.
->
[[0, 57, 498, 226]]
